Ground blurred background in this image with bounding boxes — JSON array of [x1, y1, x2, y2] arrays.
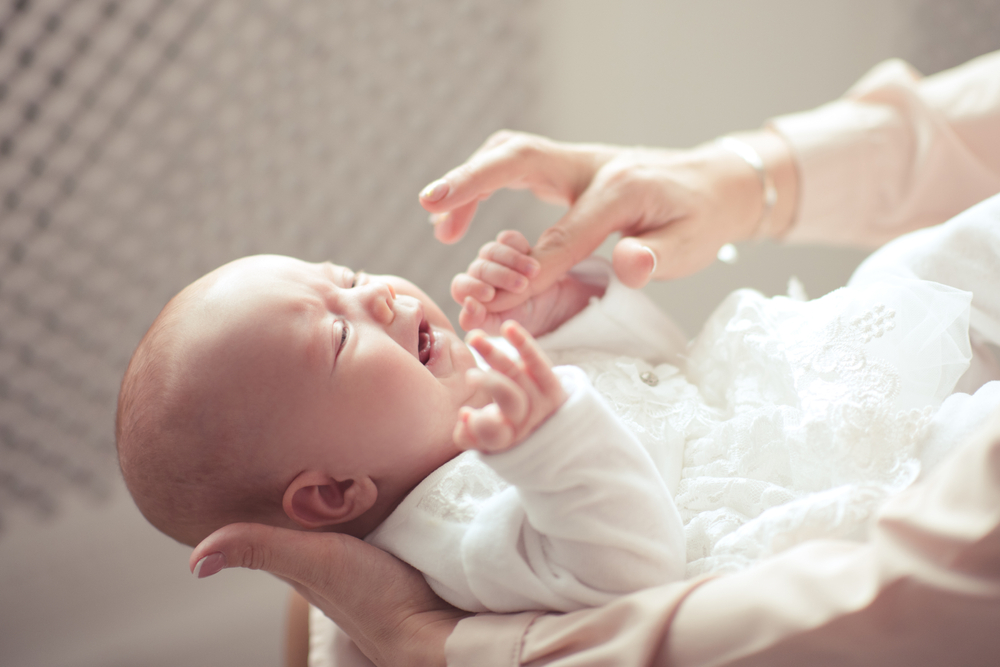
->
[[1, 1, 998, 665]]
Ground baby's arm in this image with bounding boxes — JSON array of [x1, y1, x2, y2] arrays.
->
[[448, 323, 685, 613], [452, 230, 604, 335]]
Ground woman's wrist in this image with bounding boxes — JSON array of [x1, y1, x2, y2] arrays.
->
[[725, 128, 799, 240], [397, 612, 466, 667]]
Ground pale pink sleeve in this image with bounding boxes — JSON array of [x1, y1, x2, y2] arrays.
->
[[445, 404, 1000, 666], [771, 50, 1000, 246]]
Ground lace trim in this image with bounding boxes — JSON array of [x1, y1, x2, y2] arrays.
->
[[415, 454, 509, 523]]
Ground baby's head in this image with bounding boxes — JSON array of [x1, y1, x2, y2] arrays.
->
[[117, 254, 488, 546]]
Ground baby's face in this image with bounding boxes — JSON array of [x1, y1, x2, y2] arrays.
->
[[195, 255, 486, 493]]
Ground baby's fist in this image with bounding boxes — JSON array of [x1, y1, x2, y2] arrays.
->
[[451, 230, 540, 330]]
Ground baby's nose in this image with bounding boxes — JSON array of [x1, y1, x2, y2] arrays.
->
[[360, 281, 396, 324]]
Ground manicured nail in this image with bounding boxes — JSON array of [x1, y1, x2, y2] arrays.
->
[[420, 179, 449, 202], [429, 212, 448, 226], [641, 245, 658, 276], [194, 552, 226, 578]]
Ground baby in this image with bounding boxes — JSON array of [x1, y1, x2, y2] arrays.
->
[[117, 243, 687, 613], [119, 197, 1000, 613]]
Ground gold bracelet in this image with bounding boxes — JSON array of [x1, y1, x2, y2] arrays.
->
[[716, 136, 777, 239]]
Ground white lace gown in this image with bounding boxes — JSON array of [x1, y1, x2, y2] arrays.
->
[[556, 273, 973, 578]]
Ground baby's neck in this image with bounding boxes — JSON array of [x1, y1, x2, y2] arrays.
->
[[360, 439, 464, 538]]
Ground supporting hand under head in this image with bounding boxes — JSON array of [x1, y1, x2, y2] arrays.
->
[[454, 320, 566, 454], [421, 129, 798, 312], [190, 524, 464, 667]]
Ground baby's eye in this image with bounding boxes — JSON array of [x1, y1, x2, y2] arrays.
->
[[333, 319, 349, 359]]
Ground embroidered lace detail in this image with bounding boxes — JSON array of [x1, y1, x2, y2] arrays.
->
[[555, 284, 957, 577], [416, 454, 509, 523]]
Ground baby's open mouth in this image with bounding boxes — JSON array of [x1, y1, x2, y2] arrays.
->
[[418, 318, 433, 365]]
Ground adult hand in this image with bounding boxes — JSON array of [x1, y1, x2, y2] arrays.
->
[[190, 524, 468, 667], [420, 129, 798, 312]]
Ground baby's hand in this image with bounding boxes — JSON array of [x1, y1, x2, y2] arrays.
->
[[453, 230, 600, 336], [454, 321, 566, 454], [451, 230, 547, 334]]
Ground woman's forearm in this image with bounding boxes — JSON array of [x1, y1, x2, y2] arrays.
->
[[770, 51, 1000, 246]]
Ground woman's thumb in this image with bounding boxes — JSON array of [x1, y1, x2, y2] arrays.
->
[[190, 523, 346, 588], [612, 236, 658, 288]]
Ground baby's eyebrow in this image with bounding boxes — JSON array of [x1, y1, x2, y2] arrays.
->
[[318, 261, 354, 288]]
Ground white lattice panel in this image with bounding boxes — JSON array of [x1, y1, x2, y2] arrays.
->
[[0, 0, 536, 536]]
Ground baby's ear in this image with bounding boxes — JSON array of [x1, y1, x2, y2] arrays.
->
[[282, 471, 377, 529]]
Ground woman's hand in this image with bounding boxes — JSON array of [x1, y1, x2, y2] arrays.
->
[[191, 524, 468, 667], [421, 129, 798, 311]]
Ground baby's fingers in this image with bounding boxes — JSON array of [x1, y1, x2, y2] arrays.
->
[[451, 273, 495, 305], [501, 321, 564, 400], [467, 367, 529, 427], [466, 330, 520, 379], [478, 238, 540, 279], [495, 229, 532, 254], [454, 404, 516, 453], [467, 258, 530, 294]]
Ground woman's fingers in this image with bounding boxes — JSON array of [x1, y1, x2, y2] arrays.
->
[[483, 172, 641, 313], [191, 523, 352, 589], [612, 236, 659, 289], [618, 212, 727, 283], [420, 133, 560, 209], [431, 200, 480, 244], [420, 132, 605, 245], [191, 523, 465, 666]]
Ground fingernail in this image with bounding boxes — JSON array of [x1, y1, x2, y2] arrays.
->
[[641, 245, 658, 276], [194, 552, 226, 578], [420, 179, 449, 202], [429, 212, 448, 226]]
